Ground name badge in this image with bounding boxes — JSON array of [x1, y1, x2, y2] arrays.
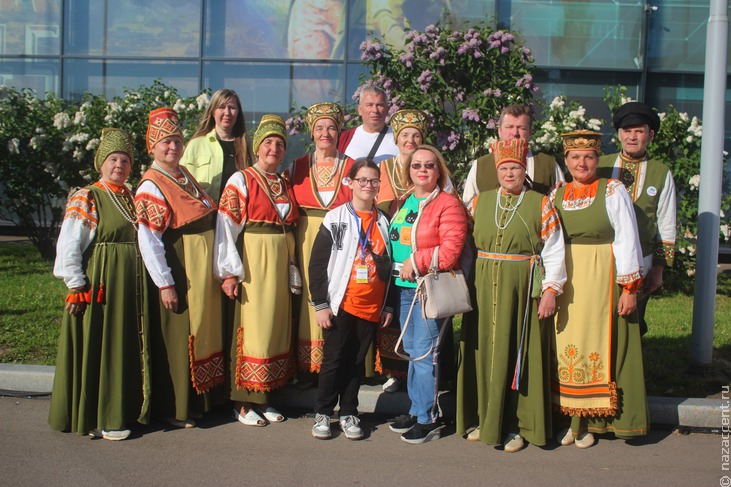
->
[[646, 186, 658, 197], [356, 265, 369, 283]]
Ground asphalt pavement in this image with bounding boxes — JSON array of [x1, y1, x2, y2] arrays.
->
[[0, 395, 727, 487]]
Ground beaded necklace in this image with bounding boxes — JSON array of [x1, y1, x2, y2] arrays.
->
[[494, 186, 526, 230], [152, 161, 201, 199], [253, 163, 285, 199], [99, 179, 138, 230]]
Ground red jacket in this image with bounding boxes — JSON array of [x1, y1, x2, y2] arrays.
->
[[392, 188, 469, 275]]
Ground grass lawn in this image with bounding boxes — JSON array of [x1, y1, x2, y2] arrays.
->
[[1, 241, 729, 398]]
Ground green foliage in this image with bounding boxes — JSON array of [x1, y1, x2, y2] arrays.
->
[[289, 22, 537, 182], [0, 80, 209, 260]]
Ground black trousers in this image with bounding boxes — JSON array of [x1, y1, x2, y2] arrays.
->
[[315, 309, 376, 417]]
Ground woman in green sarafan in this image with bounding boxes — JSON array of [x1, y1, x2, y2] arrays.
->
[[49, 128, 151, 440], [457, 138, 566, 453]]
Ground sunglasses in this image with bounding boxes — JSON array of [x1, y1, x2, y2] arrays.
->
[[411, 162, 437, 170], [352, 178, 381, 188]]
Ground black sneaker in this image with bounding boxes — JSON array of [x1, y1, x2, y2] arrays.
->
[[401, 422, 442, 444], [389, 414, 417, 433]]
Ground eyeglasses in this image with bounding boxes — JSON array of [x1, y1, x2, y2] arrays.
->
[[352, 178, 381, 188], [411, 162, 437, 170]]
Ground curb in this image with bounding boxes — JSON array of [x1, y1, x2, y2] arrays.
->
[[1, 363, 725, 429]]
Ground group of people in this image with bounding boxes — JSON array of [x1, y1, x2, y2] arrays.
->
[[48, 85, 676, 452]]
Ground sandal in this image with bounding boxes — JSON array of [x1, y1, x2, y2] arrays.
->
[[233, 408, 267, 427], [259, 406, 285, 423]]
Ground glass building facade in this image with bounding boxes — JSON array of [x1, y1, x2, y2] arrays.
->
[[1, 0, 729, 149]]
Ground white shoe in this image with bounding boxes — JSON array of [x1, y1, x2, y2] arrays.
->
[[382, 377, 401, 393], [557, 428, 574, 446], [503, 433, 525, 453], [312, 413, 331, 439], [575, 432, 595, 449], [90, 429, 131, 441], [466, 427, 480, 442], [339, 415, 364, 440]]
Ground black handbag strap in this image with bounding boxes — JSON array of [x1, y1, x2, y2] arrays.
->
[[367, 126, 389, 160]]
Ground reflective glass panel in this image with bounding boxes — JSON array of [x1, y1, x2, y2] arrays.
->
[[204, 0, 345, 61], [0, 59, 59, 94], [647, 0, 730, 72], [0, 0, 61, 55], [202, 61, 292, 127], [64, 0, 201, 56], [347, 0, 495, 61], [646, 73, 731, 153], [510, 0, 644, 70], [63, 59, 199, 100]]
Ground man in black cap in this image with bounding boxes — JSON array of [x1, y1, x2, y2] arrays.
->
[[598, 101, 677, 336]]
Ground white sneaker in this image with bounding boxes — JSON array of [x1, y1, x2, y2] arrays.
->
[[575, 432, 595, 449], [557, 428, 575, 446], [503, 433, 525, 453], [90, 429, 131, 441], [339, 415, 364, 440], [312, 414, 331, 439], [382, 377, 401, 393]]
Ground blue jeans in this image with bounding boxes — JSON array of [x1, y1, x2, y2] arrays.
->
[[398, 287, 445, 425]]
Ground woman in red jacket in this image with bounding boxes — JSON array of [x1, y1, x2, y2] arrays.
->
[[387, 144, 468, 444]]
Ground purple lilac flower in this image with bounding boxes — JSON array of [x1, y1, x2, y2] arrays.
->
[[462, 108, 480, 122], [483, 88, 493, 96], [474, 50, 483, 58], [501, 46, 510, 54], [487, 119, 496, 129], [493, 89, 502, 97], [457, 44, 469, 55]]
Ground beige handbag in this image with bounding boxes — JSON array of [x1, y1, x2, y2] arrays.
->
[[418, 246, 472, 319]]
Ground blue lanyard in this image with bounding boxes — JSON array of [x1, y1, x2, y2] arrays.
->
[[351, 204, 375, 264]]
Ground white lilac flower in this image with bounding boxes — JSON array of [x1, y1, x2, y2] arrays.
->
[[689, 174, 700, 190], [196, 93, 210, 110], [73, 111, 86, 125], [173, 99, 186, 112], [73, 147, 84, 161], [588, 118, 602, 130], [86, 138, 100, 151], [686, 135, 693, 143], [720, 224, 730, 239], [53, 112, 71, 130], [8, 138, 20, 154], [549, 97, 564, 110], [679, 112, 690, 122], [569, 107, 586, 119]]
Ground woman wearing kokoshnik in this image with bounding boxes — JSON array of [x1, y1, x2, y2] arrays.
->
[[49, 128, 151, 440], [456, 138, 566, 453], [374, 108, 428, 393], [550, 130, 646, 449], [214, 115, 300, 426], [135, 108, 224, 429], [286, 102, 353, 379]]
